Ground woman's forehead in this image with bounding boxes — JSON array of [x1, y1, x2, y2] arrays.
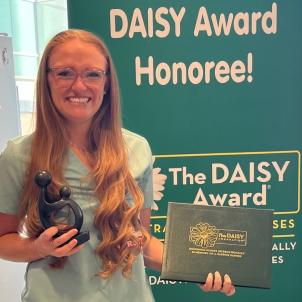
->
[[48, 39, 108, 70]]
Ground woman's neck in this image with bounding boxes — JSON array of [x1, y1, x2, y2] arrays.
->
[[66, 122, 96, 169], [66, 122, 91, 150]]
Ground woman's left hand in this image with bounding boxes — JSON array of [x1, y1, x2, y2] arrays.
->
[[199, 271, 236, 296]]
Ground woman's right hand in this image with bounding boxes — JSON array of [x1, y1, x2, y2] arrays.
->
[[34, 226, 84, 258]]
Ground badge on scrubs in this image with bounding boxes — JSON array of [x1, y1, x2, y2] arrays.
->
[[35, 170, 90, 246]]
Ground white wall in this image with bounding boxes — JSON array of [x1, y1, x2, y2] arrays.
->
[[0, 260, 26, 301], [0, 34, 20, 150], [0, 34, 24, 301]]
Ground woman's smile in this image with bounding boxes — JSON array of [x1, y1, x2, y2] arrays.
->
[[65, 97, 91, 104]]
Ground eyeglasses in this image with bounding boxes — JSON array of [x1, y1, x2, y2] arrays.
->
[[48, 67, 108, 87]]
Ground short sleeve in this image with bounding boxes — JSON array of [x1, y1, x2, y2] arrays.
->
[[0, 137, 30, 215]]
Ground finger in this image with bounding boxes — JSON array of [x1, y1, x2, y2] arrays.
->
[[200, 273, 213, 292], [53, 229, 78, 247], [225, 286, 236, 297], [41, 226, 59, 240], [221, 274, 233, 295], [54, 238, 78, 257], [213, 271, 222, 291], [65, 244, 85, 256]]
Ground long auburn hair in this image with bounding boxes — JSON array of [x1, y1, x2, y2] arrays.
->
[[19, 29, 148, 278]]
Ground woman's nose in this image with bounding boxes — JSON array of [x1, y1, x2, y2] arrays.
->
[[70, 75, 88, 91]]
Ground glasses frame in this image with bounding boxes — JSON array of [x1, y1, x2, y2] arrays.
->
[[47, 66, 109, 87]]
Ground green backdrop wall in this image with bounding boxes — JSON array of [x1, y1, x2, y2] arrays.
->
[[68, 1, 302, 301]]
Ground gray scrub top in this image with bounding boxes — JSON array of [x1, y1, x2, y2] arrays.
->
[[0, 129, 155, 302]]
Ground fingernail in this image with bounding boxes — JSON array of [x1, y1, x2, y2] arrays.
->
[[224, 274, 230, 279]]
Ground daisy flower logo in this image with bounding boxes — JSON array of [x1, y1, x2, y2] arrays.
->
[[189, 223, 219, 248], [152, 157, 167, 211]]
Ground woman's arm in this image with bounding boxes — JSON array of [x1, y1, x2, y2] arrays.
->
[[140, 208, 164, 271], [0, 213, 84, 262]]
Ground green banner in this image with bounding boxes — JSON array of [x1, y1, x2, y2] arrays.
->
[[68, 1, 302, 301]]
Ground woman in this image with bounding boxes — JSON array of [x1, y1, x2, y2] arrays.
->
[[0, 29, 235, 301]]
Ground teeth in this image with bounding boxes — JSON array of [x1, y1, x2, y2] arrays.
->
[[67, 97, 90, 103]]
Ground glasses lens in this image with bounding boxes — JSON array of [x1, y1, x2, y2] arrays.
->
[[54, 68, 75, 80], [50, 68, 106, 87], [83, 70, 104, 82]]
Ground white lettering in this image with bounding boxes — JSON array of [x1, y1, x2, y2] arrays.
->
[[194, 7, 212, 36], [212, 163, 229, 184], [168, 167, 182, 185], [110, 9, 128, 38], [135, 56, 154, 86], [129, 8, 147, 38], [272, 161, 290, 181]]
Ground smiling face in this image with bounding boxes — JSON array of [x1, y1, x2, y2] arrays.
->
[[47, 39, 108, 129]]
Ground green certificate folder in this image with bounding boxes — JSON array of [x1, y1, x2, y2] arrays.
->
[[161, 202, 273, 288]]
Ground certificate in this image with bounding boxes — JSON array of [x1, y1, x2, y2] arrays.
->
[[161, 202, 273, 288]]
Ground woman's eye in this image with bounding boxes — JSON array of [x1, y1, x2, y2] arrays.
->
[[57, 70, 74, 77], [86, 71, 101, 78]]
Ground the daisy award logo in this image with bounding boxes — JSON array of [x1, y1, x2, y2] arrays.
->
[[189, 223, 219, 248]]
